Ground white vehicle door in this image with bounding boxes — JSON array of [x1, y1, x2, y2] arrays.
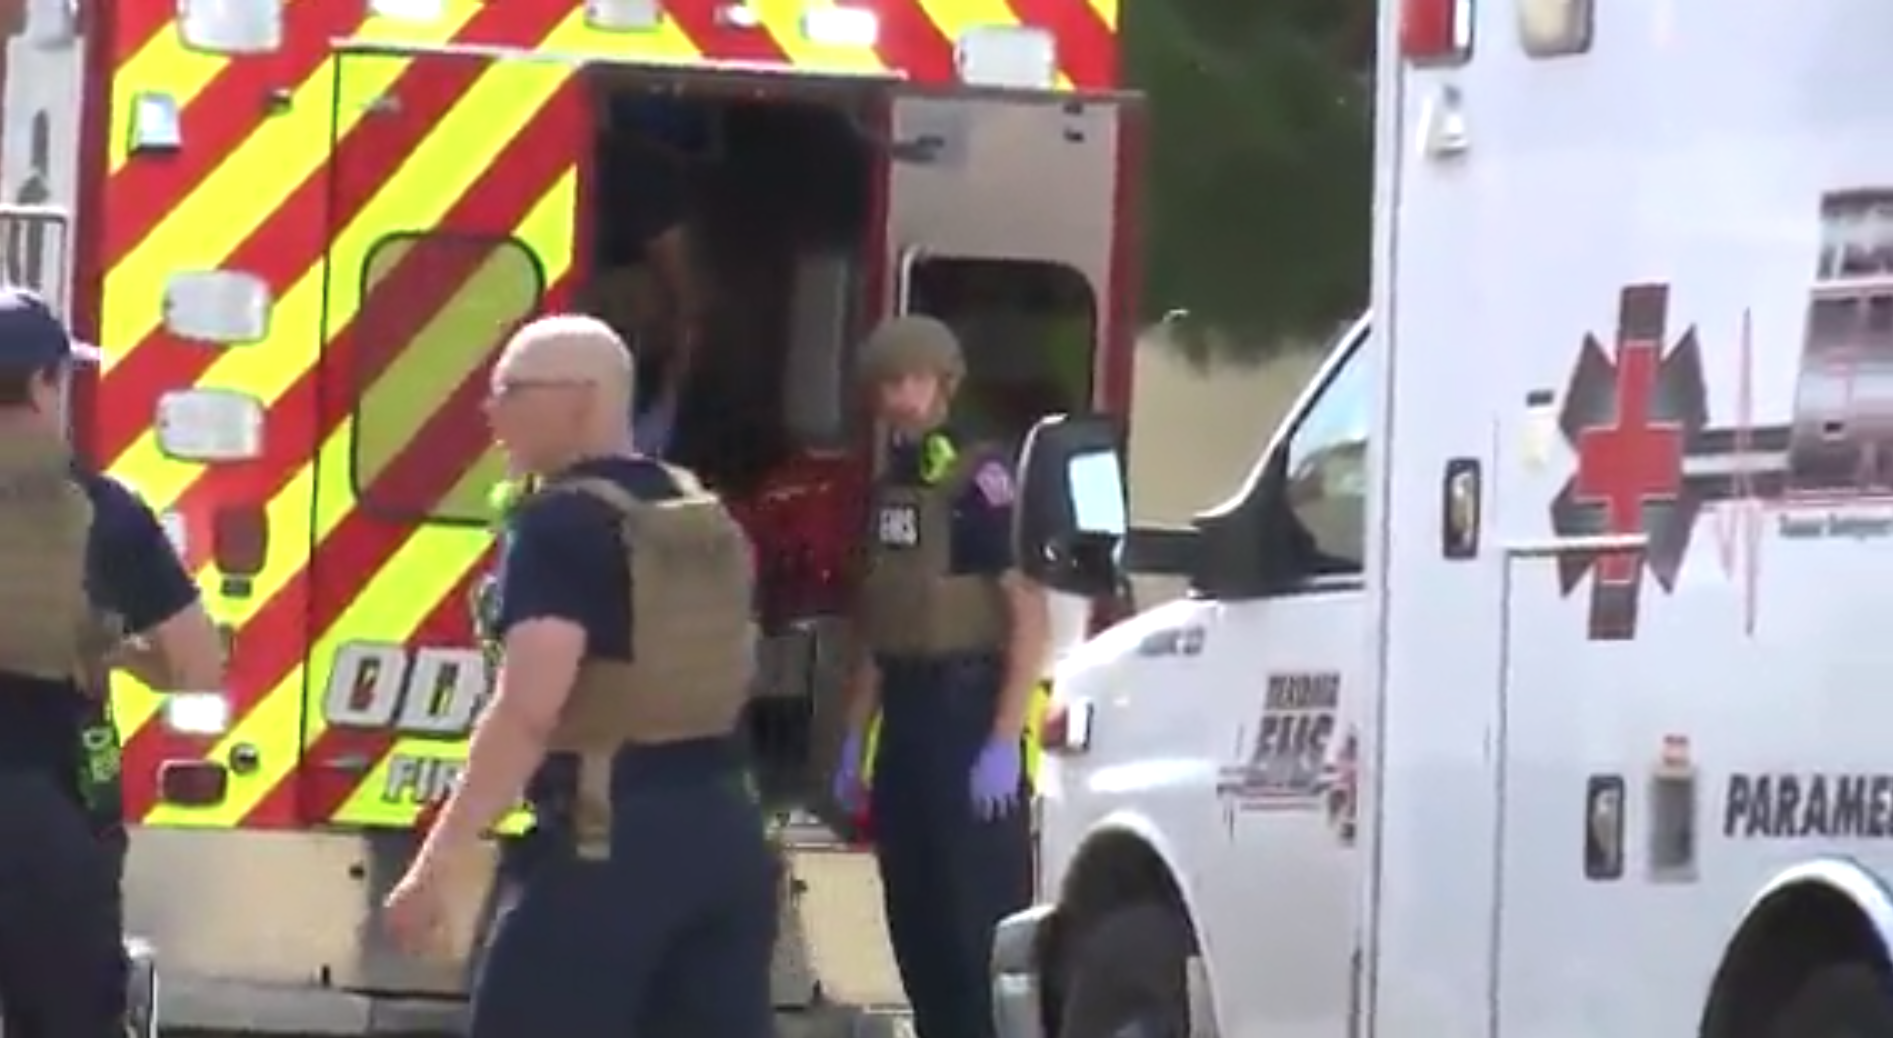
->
[[1196, 332, 1371, 1038], [883, 86, 1141, 437]]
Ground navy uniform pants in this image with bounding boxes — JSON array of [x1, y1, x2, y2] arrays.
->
[[872, 654, 1033, 1038], [0, 772, 126, 1037], [470, 741, 778, 1038]]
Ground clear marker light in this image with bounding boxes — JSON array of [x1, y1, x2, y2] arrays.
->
[[163, 691, 232, 736], [801, 6, 878, 47]]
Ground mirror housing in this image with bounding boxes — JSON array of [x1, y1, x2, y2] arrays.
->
[[1014, 410, 1317, 607], [1015, 413, 1128, 597]]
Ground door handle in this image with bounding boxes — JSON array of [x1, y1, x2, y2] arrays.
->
[[1500, 532, 1648, 560]]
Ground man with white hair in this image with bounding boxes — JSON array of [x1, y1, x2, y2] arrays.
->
[[383, 313, 774, 1038], [0, 288, 221, 1037]]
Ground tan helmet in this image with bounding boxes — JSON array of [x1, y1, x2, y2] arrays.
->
[[856, 315, 965, 388]]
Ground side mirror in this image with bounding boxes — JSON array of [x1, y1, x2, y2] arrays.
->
[[1014, 413, 1127, 597]]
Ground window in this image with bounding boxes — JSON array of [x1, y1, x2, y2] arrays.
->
[[1283, 340, 1371, 574], [351, 233, 544, 525], [903, 257, 1097, 447]]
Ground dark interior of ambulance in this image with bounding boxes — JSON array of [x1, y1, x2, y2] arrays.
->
[[581, 78, 1098, 809]]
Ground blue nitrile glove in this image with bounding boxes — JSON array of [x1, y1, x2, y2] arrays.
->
[[969, 738, 1023, 820], [634, 391, 678, 457], [833, 729, 867, 813]]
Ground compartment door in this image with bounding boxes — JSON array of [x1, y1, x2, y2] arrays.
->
[[300, 46, 586, 829], [884, 87, 1143, 428]]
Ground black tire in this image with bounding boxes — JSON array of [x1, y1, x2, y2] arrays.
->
[[1768, 960, 1893, 1038], [1057, 904, 1193, 1038]]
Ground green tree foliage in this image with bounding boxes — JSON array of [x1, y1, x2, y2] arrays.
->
[[1123, 0, 1376, 359]]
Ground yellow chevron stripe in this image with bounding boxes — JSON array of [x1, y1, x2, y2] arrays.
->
[[106, 28, 225, 174], [910, 0, 1073, 88], [741, 0, 886, 74], [98, 6, 482, 378], [145, 166, 579, 830], [108, 245, 436, 747], [326, 175, 577, 828], [349, 240, 536, 521], [1086, 0, 1116, 31], [105, 13, 581, 512], [912, 0, 1018, 52], [105, 8, 687, 763], [135, 47, 583, 825], [113, 219, 501, 756], [356, 0, 703, 64], [109, 22, 554, 765]]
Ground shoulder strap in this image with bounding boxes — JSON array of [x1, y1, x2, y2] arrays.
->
[[553, 468, 719, 521], [553, 476, 643, 518], [656, 463, 711, 498]]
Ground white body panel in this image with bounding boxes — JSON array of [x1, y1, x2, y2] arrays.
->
[[1374, 1, 1893, 1036], [1037, 327, 1372, 1038], [1019, 3, 1893, 1038], [1042, 590, 1368, 1038], [886, 90, 1118, 306]]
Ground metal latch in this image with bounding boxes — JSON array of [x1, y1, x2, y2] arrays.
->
[[1501, 532, 1648, 560]]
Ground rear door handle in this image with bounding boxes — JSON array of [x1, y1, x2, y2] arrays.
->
[[1501, 532, 1648, 560]]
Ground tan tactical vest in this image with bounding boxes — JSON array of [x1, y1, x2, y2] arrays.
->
[[0, 433, 102, 682], [542, 468, 755, 857], [857, 445, 1010, 657]]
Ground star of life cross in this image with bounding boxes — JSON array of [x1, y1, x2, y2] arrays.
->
[[1574, 317, 1685, 585]]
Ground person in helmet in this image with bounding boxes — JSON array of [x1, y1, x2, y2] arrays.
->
[[831, 315, 1050, 1038], [0, 288, 221, 1037], [383, 314, 774, 1038]]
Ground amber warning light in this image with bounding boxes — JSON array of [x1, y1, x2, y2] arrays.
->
[[1400, 0, 1471, 61], [1039, 697, 1093, 754]]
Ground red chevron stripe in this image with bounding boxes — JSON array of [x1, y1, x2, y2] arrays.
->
[[665, 0, 790, 65], [118, 85, 584, 824], [1001, 0, 1115, 87], [101, 0, 362, 272], [869, 0, 955, 83], [266, 269, 576, 828], [112, 4, 184, 66], [282, 555, 489, 825], [96, 0, 573, 467]]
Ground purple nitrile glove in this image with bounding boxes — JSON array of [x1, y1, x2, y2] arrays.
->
[[833, 729, 867, 813], [969, 738, 1022, 820]]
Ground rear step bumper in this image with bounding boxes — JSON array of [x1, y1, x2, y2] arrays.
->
[[123, 824, 897, 1033]]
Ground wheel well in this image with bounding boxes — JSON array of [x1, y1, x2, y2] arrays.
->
[[1039, 829, 1197, 1033], [1700, 880, 1891, 1038]]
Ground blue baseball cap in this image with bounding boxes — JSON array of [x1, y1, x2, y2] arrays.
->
[[0, 287, 100, 369]]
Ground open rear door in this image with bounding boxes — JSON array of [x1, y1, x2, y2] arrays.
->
[[300, 44, 587, 830], [885, 86, 1143, 426], [884, 85, 1142, 674]]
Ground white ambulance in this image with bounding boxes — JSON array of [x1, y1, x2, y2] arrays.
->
[[990, 0, 1893, 1035]]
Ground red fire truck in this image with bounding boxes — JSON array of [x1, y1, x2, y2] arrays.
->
[[0, 0, 1140, 1028]]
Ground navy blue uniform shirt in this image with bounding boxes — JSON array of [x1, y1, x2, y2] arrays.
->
[[495, 456, 695, 654], [494, 457, 690, 842], [0, 472, 198, 778], [883, 432, 1017, 576]]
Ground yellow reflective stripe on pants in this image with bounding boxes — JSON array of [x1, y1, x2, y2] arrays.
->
[[859, 680, 1049, 792]]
